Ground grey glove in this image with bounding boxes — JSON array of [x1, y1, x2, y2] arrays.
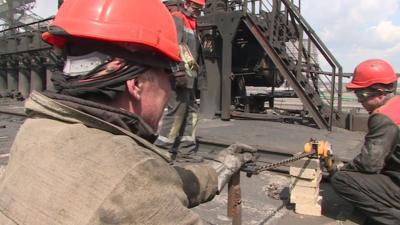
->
[[209, 143, 257, 193]]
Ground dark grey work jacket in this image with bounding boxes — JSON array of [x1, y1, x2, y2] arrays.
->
[[344, 96, 400, 185], [0, 91, 218, 225]]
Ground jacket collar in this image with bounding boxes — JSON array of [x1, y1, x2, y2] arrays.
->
[[25, 91, 171, 162]]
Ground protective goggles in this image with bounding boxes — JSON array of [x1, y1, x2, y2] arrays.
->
[[354, 89, 383, 102]]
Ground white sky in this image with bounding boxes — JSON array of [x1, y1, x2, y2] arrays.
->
[[31, 0, 400, 73]]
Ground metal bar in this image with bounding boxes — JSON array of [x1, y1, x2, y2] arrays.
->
[[329, 67, 336, 131], [296, 30, 303, 80], [228, 171, 241, 225], [338, 67, 343, 112], [0, 17, 54, 33]]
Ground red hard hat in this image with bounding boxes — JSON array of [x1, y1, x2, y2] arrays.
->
[[188, 0, 205, 6], [347, 59, 397, 89], [42, 0, 180, 62]]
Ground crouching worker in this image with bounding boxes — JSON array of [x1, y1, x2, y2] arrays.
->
[[330, 59, 400, 225], [0, 0, 256, 224]]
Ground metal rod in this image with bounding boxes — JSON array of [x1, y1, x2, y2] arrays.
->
[[0, 17, 54, 33], [329, 67, 336, 131], [228, 171, 241, 225]]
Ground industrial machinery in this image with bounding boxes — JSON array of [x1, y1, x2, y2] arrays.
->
[[197, 0, 345, 130], [0, 0, 58, 99], [0, 0, 355, 131]]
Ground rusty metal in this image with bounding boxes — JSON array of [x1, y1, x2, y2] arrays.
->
[[228, 171, 241, 225]]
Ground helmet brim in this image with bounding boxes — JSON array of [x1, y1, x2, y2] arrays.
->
[[42, 32, 66, 48], [346, 82, 366, 90]]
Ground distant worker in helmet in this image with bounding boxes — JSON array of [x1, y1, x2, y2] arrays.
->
[[163, 0, 183, 13], [0, 0, 256, 224], [329, 59, 400, 225], [155, 0, 205, 162]]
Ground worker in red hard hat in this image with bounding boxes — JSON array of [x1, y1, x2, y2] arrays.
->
[[155, 0, 206, 162], [330, 59, 400, 225], [0, 0, 256, 224], [163, 0, 183, 13]]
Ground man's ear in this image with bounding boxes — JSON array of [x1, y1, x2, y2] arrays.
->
[[126, 79, 142, 100]]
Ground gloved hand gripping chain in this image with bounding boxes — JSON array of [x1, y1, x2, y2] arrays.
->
[[241, 139, 335, 176]]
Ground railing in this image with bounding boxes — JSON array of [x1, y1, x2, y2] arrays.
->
[[239, 0, 343, 128], [0, 16, 53, 36], [282, 0, 343, 120], [0, 17, 53, 55]]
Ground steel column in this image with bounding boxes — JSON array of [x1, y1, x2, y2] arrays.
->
[[0, 66, 6, 92], [214, 13, 242, 120], [221, 37, 233, 120], [18, 63, 30, 98], [30, 67, 45, 92], [46, 66, 55, 91], [6, 61, 18, 91], [30, 57, 45, 92], [200, 57, 222, 118]]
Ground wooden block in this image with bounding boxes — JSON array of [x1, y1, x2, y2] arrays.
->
[[291, 173, 322, 187], [290, 189, 319, 204], [290, 158, 321, 171], [290, 185, 319, 203], [294, 196, 323, 216], [289, 158, 322, 179], [289, 166, 322, 179]]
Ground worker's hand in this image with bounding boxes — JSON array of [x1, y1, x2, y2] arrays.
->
[[209, 143, 257, 192], [323, 156, 345, 176]]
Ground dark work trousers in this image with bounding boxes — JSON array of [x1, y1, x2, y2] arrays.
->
[[154, 87, 198, 155], [331, 171, 400, 225]]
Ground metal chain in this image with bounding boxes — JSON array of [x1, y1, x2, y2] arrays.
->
[[256, 150, 316, 172], [242, 150, 316, 175]]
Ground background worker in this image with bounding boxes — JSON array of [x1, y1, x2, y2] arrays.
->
[[330, 59, 400, 225], [0, 0, 256, 224], [155, 0, 205, 162], [163, 0, 183, 13]]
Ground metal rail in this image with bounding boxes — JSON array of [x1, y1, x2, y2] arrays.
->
[[0, 109, 26, 117]]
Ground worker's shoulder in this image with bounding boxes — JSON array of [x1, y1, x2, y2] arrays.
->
[[18, 117, 166, 167], [374, 96, 400, 126], [171, 11, 185, 19]]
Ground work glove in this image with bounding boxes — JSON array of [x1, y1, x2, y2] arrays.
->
[[209, 143, 257, 193], [322, 155, 345, 176]]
